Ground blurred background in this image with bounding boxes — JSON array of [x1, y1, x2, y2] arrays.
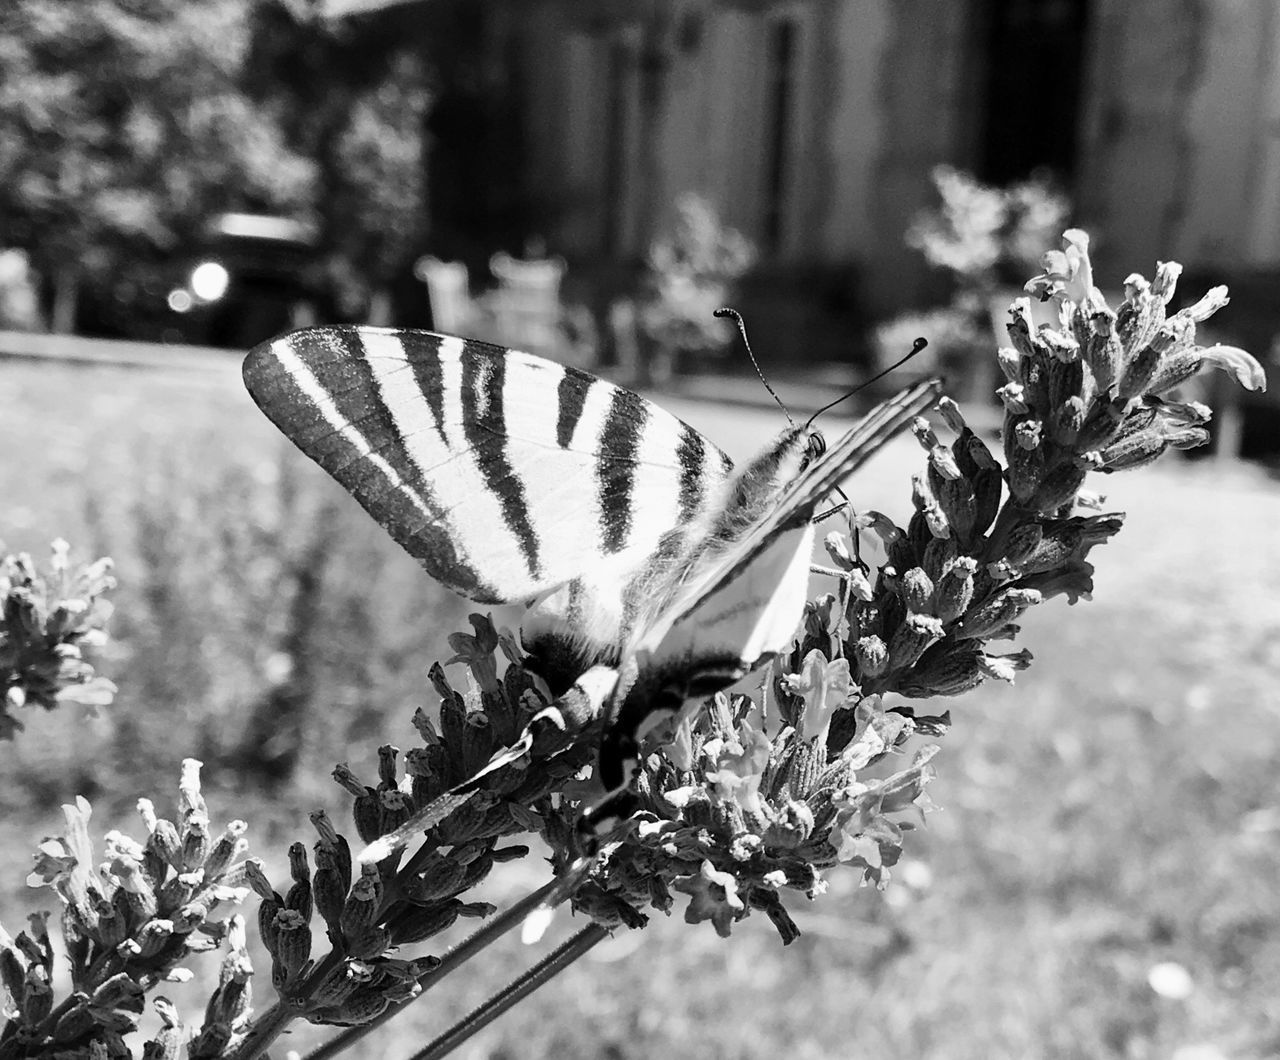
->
[[2, 1, 1280, 1058]]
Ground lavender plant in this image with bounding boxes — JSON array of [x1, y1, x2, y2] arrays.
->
[[1, 230, 1266, 1058], [3, 761, 253, 1059], [1, 540, 116, 740]]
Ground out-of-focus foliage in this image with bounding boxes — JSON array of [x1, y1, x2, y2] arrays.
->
[[0, 0, 317, 301], [638, 192, 757, 371], [906, 165, 1070, 292], [877, 166, 1070, 380], [327, 54, 430, 302], [245, 3, 431, 318]]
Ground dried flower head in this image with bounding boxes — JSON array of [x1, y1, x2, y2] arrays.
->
[[6, 760, 252, 1055]]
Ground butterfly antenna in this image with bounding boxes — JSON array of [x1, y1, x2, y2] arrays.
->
[[804, 336, 930, 429], [714, 307, 793, 426]]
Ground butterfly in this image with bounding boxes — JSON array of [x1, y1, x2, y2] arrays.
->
[[243, 325, 939, 856]]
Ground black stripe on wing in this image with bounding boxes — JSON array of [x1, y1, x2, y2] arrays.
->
[[675, 422, 708, 525], [597, 387, 649, 554], [244, 327, 493, 599], [405, 333, 450, 447], [461, 351, 542, 580], [555, 370, 591, 448]]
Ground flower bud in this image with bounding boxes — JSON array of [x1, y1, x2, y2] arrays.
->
[[980, 649, 1034, 683], [94, 901, 127, 949], [462, 713, 495, 777], [376, 744, 399, 790], [273, 909, 311, 984], [931, 470, 978, 544], [91, 970, 144, 1012], [913, 420, 961, 480], [202, 821, 247, 882], [762, 800, 815, 849], [171, 900, 209, 935], [21, 966, 53, 1025], [935, 558, 977, 623], [1030, 465, 1087, 513], [411, 706, 441, 747], [438, 682, 467, 751], [331, 763, 368, 799], [134, 918, 174, 959], [398, 854, 467, 904], [921, 536, 959, 584], [52, 1002, 96, 1044], [351, 791, 383, 845], [319, 987, 393, 1027], [954, 589, 1042, 641], [1118, 342, 1161, 399], [1051, 395, 1086, 446], [388, 900, 463, 946], [911, 475, 949, 539], [1006, 433, 1046, 505], [340, 866, 383, 937], [997, 381, 1029, 413], [895, 641, 985, 698], [0, 941, 26, 1003], [854, 636, 889, 678], [178, 817, 210, 874], [900, 568, 934, 613], [887, 614, 945, 671], [309, 961, 363, 1009], [1082, 310, 1122, 394], [344, 925, 393, 961], [257, 895, 283, 958], [992, 348, 1021, 386], [146, 819, 182, 870]]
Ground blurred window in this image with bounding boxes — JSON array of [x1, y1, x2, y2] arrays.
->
[[764, 18, 798, 255], [979, 0, 1089, 183]]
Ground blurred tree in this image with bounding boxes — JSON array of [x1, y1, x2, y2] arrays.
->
[[0, 0, 318, 332], [245, 2, 431, 323]]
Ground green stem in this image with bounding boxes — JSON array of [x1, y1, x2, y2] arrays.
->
[[405, 924, 610, 1060], [303, 861, 591, 1060]]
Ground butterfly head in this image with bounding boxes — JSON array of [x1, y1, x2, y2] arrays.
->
[[803, 429, 827, 465]]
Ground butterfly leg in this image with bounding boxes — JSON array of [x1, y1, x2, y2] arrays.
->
[[813, 500, 848, 523]]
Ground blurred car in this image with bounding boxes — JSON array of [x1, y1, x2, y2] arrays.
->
[[159, 213, 320, 348]]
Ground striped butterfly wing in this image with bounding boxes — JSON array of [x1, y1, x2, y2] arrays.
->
[[243, 326, 734, 638]]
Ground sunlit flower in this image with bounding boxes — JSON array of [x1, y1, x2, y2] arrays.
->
[[672, 861, 744, 938]]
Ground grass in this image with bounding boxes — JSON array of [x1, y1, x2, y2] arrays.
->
[[2, 355, 1279, 1059]]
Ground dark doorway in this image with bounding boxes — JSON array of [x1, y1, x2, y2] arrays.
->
[[978, 0, 1090, 184]]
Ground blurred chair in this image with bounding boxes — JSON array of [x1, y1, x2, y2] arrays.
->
[[487, 251, 566, 357], [413, 256, 475, 334]]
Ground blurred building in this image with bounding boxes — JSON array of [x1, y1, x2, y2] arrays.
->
[[338, 0, 1280, 359]]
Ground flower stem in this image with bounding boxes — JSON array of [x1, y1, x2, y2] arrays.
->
[[303, 859, 593, 1060], [405, 924, 610, 1060], [228, 950, 345, 1060]]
